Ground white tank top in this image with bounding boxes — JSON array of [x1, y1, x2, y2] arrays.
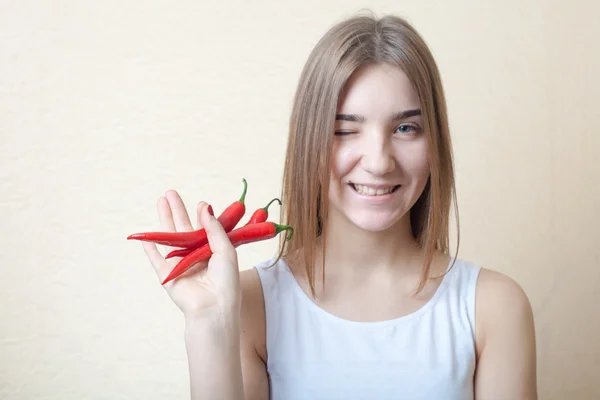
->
[[254, 257, 481, 400]]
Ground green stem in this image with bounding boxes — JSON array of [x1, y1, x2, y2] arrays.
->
[[239, 178, 248, 203], [274, 223, 294, 241], [262, 197, 281, 211]]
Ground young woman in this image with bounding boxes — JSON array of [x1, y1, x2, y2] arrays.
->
[[141, 13, 537, 400]]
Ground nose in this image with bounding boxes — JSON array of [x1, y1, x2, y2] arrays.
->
[[360, 131, 395, 176]]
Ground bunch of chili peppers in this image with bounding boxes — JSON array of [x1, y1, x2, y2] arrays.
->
[[127, 178, 293, 285]]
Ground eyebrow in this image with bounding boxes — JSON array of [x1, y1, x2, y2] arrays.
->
[[335, 109, 422, 122]]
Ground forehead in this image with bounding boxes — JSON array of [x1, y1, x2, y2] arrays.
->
[[337, 63, 420, 115]]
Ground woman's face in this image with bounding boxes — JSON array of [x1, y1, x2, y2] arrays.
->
[[328, 63, 430, 233]]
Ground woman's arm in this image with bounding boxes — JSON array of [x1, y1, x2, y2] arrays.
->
[[140, 193, 269, 400], [474, 269, 538, 400], [185, 268, 269, 400], [185, 311, 245, 399], [238, 268, 270, 400]]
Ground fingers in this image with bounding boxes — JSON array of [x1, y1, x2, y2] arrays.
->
[[196, 201, 205, 230], [157, 196, 175, 232], [164, 190, 193, 232], [199, 203, 235, 256], [156, 196, 180, 255], [142, 241, 169, 281]]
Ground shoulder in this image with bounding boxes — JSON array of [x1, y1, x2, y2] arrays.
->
[[475, 267, 534, 329], [473, 267, 537, 396], [239, 267, 267, 362], [474, 267, 535, 344], [240, 266, 265, 302]]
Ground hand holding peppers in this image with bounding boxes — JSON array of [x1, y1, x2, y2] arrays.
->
[[129, 179, 292, 294], [127, 178, 249, 248], [137, 198, 243, 317], [164, 197, 281, 259], [161, 220, 292, 285]]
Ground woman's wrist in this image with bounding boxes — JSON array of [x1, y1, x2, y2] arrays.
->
[[184, 305, 240, 338], [183, 304, 244, 400]]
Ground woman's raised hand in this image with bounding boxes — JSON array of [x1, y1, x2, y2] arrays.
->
[[142, 190, 241, 319]]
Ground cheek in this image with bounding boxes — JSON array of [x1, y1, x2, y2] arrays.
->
[[330, 142, 356, 179], [397, 141, 430, 180]]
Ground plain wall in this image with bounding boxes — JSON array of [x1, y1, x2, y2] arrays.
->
[[1, 1, 599, 398]]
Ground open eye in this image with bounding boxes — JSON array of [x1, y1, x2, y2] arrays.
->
[[394, 123, 421, 136]]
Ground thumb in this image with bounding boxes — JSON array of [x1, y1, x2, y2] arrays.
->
[[199, 202, 235, 256]]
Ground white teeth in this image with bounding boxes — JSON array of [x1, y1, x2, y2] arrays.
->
[[352, 184, 396, 196]]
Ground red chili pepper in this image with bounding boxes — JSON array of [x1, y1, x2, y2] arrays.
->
[[165, 197, 281, 259], [244, 197, 281, 226], [164, 248, 195, 259], [127, 178, 248, 248], [161, 222, 293, 285]]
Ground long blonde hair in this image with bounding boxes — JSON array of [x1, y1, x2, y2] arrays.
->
[[277, 12, 459, 297]]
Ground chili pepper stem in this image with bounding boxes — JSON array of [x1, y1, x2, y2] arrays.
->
[[274, 223, 294, 240], [239, 178, 248, 203], [262, 197, 281, 211]]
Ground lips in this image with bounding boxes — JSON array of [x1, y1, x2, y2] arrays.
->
[[349, 183, 401, 196]]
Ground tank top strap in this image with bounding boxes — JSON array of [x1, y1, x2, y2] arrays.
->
[[440, 258, 482, 340], [254, 257, 295, 300], [254, 258, 296, 347]]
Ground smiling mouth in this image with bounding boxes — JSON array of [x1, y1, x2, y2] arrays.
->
[[349, 183, 401, 196]]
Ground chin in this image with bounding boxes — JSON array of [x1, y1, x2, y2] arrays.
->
[[345, 212, 403, 233]]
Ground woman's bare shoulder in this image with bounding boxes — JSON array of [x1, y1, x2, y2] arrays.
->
[[475, 267, 532, 312], [239, 268, 267, 360], [474, 266, 536, 363], [473, 267, 537, 396]]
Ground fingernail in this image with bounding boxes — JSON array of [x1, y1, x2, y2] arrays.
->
[[207, 205, 214, 216]]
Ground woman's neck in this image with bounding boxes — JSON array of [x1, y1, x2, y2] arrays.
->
[[316, 211, 424, 280]]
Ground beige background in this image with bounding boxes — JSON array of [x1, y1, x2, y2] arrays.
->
[[1, 0, 598, 399]]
